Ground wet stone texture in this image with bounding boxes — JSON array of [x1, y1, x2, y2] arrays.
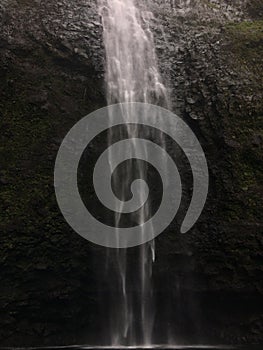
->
[[0, 0, 262, 347]]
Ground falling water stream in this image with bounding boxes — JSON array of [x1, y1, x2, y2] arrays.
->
[[98, 0, 169, 346]]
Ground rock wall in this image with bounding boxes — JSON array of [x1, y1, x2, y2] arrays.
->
[[0, 0, 262, 346]]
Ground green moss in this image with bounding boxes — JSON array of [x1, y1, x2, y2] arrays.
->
[[213, 20, 263, 223], [226, 20, 263, 34], [224, 20, 263, 75], [0, 45, 104, 240]]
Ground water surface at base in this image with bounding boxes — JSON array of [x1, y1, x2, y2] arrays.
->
[[1, 345, 262, 350]]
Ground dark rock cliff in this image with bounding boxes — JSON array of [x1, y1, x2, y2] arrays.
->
[[0, 0, 262, 346]]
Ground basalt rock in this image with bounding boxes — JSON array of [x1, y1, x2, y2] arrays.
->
[[0, 0, 262, 347]]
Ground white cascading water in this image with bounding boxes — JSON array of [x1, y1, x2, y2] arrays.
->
[[98, 0, 169, 345]]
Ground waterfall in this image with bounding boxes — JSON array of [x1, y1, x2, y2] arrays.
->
[[98, 0, 169, 345], [98, 0, 168, 105]]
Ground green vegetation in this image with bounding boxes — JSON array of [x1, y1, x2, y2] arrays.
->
[[217, 20, 263, 222], [225, 20, 263, 75]]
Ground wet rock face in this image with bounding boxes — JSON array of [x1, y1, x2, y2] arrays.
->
[[0, 0, 262, 346], [0, 0, 104, 71]]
